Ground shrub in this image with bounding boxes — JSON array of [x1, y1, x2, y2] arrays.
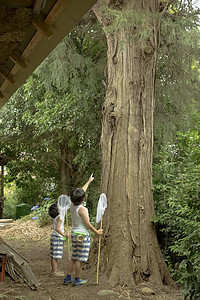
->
[[3, 183, 20, 219], [31, 198, 55, 227], [153, 127, 200, 299]]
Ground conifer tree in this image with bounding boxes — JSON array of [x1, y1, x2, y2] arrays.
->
[[92, 0, 199, 286]]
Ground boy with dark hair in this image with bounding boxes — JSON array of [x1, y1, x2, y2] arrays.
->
[[49, 202, 67, 276], [64, 174, 103, 286]]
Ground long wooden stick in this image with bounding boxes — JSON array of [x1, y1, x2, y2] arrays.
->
[[96, 218, 102, 284], [66, 211, 71, 260]]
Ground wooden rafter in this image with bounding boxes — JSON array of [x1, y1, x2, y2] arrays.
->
[[33, 0, 46, 14], [32, 15, 54, 39], [0, 0, 70, 99], [0, 0, 98, 107], [0, 71, 15, 85], [9, 53, 28, 70], [44, 0, 70, 26]]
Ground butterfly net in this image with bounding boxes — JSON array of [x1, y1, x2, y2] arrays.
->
[[96, 193, 107, 224], [57, 194, 71, 221]]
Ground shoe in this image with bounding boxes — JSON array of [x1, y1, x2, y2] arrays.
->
[[51, 270, 65, 276], [64, 276, 73, 284], [73, 279, 88, 286]]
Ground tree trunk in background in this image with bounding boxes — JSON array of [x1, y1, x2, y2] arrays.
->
[[0, 164, 4, 218], [93, 0, 172, 286], [60, 141, 72, 195]]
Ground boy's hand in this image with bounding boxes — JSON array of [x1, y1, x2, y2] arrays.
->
[[96, 229, 103, 236], [88, 173, 94, 183], [65, 230, 70, 238]]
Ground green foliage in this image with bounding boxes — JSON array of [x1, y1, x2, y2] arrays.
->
[[97, 3, 200, 150], [3, 182, 20, 219], [0, 12, 105, 214], [172, 228, 200, 300], [4, 159, 58, 208], [155, 2, 200, 148], [153, 112, 200, 299], [36, 13, 106, 94], [100, 6, 161, 42], [31, 198, 55, 227]]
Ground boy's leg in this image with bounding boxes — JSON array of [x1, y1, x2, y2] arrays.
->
[[50, 235, 64, 275], [64, 232, 77, 284], [64, 260, 75, 284], [51, 258, 58, 273], [67, 260, 76, 274], [74, 261, 83, 278], [51, 258, 64, 276], [73, 260, 88, 286], [73, 234, 90, 286]]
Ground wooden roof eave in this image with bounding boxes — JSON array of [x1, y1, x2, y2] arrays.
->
[[0, 0, 97, 109]]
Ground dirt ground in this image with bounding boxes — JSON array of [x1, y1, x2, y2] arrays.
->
[[0, 221, 184, 300]]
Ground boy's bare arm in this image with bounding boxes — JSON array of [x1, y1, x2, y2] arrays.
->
[[56, 217, 68, 237], [82, 173, 94, 192], [78, 206, 103, 236]]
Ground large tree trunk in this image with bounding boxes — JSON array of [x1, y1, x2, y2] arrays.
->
[[93, 0, 172, 287], [0, 164, 4, 218]]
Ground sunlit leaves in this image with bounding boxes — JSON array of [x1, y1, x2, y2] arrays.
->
[[153, 111, 200, 298], [0, 12, 106, 209]]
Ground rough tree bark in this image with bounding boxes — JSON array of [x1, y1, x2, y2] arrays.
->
[[93, 0, 172, 287], [0, 164, 4, 218], [60, 140, 72, 194]]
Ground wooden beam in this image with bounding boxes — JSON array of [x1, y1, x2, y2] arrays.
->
[[0, 91, 4, 99], [9, 53, 27, 70], [32, 15, 54, 39], [0, 0, 33, 7], [45, 0, 70, 26], [33, 0, 45, 14], [0, 0, 71, 102], [0, 71, 15, 84], [0, 0, 98, 109]]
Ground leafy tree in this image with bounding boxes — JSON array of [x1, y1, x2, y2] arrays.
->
[[0, 12, 106, 214], [154, 2, 200, 150], [153, 111, 200, 299]]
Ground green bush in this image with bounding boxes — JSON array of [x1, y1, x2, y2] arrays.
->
[[171, 228, 200, 300], [31, 198, 55, 227], [153, 126, 200, 299], [3, 183, 20, 219]]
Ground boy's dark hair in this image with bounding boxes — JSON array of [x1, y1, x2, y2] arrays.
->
[[49, 203, 59, 218], [71, 188, 85, 206]]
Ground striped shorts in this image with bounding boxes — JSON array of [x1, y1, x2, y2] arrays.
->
[[71, 232, 90, 262], [50, 235, 63, 259]]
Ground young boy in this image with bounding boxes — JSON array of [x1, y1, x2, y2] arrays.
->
[[64, 174, 103, 286], [49, 203, 68, 276]]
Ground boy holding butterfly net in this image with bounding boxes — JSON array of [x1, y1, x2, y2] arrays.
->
[[49, 202, 69, 276], [64, 174, 103, 286]]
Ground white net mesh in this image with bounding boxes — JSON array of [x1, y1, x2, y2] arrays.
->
[[57, 194, 71, 221], [96, 193, 107, 223]]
